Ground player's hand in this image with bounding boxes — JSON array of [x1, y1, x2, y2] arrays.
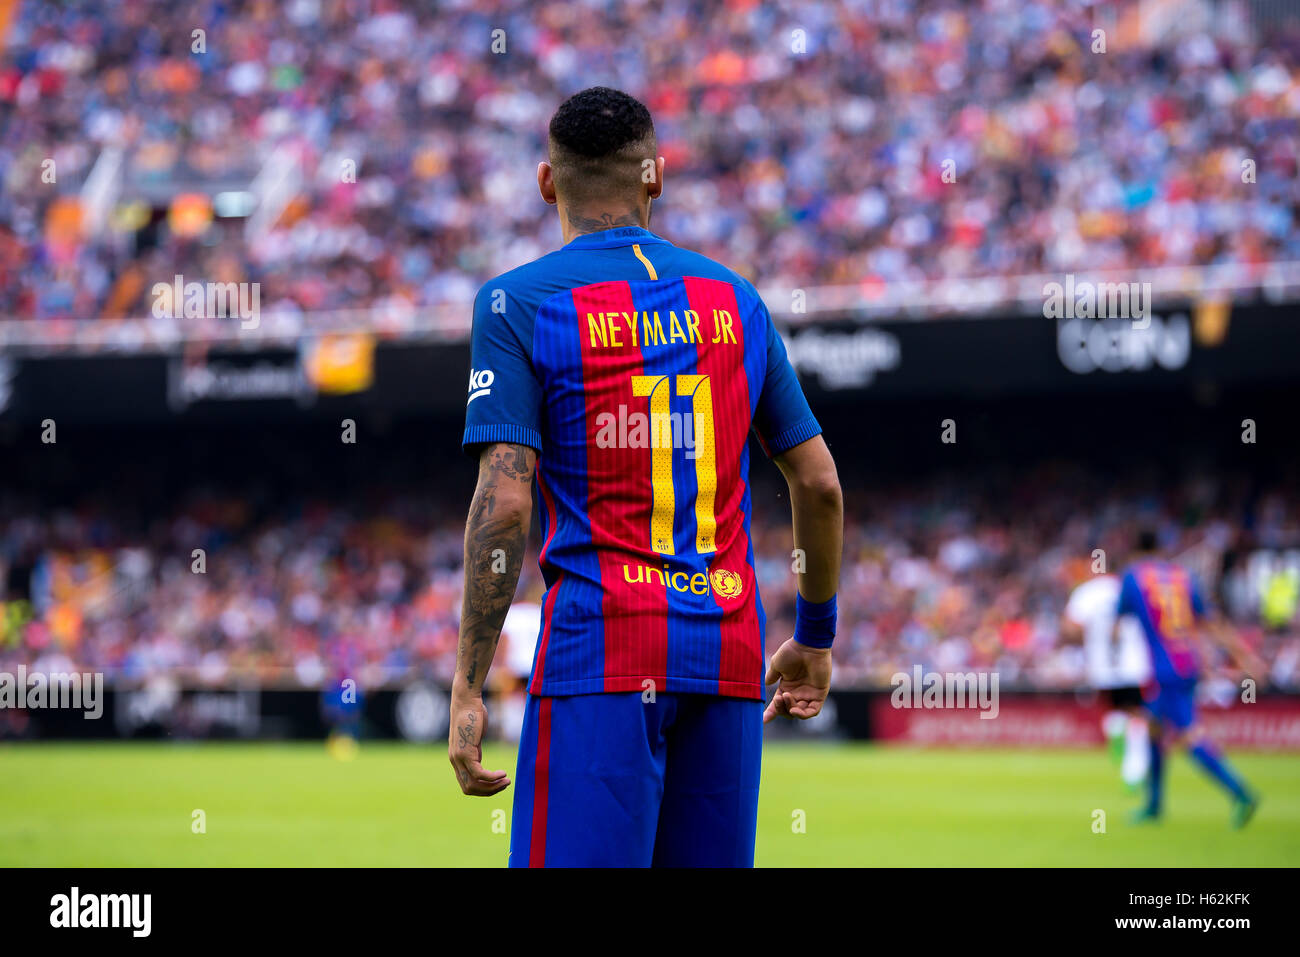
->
[[763, 638, 832, 723], [448, 691, 511, 796]]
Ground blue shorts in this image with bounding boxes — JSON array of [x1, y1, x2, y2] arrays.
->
[[1143, 680, 1197, 731], [509, 691, 763, 867]]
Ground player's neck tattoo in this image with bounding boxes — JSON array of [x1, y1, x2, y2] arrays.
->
[[566, 208, 643, 236]]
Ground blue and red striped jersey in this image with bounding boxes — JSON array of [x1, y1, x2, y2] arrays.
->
[[1117, 560, 1208, 683], [463, 226, 820, 700]]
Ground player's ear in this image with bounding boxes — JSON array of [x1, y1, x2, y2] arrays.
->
[[647, 155, 665, 200], [537, 162, 558, 206]]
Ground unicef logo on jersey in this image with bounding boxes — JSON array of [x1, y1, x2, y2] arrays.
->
[[620, 561, 745, 601], [709, 567, 744, 600], [467, 368, 494, 404]]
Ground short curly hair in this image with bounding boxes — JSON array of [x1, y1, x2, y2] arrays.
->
[[547, 87, 656, 203]]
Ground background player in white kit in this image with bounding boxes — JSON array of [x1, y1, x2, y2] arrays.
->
[[1063, 574, 1152, 789], [492, 601, 542, 744]]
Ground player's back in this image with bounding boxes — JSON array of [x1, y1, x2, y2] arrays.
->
[[463, 226, 820, 700], [1117, 559, 1204, 684]]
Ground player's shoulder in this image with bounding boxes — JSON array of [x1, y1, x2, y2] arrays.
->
[[658, 244, 766, 309], [1086, 574, 1120, 596], [1145, 558, 1183, 580], [474, 249, 574, 315], [1124, 559, 1177, 586], [473, 237, 769, 320], [1069, 574, 1117, 612]]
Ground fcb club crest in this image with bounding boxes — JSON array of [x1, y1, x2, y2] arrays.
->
[[709, 567, 744, 600]]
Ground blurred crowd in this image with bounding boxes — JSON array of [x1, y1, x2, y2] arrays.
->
[[3, 461, 1297, 692], [1, 0, 1298, 324]]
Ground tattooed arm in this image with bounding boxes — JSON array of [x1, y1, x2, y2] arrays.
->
[[448, 442, 536, 796], [764, 435, 842, 723]]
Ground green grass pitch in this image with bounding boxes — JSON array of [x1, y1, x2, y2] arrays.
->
[[3, 741, 1297, 866]]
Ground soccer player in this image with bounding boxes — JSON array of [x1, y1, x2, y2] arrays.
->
[[447, 87, 843, 867], [1116, 531, 1261, 827], [1061, 572, 1150, 789]]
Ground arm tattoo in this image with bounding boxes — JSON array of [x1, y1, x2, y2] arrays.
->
[[456, 443, 536, 693], [456, 711, 477, 751], [566, 209, 641, 235]]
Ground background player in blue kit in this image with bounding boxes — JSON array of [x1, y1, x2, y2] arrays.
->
[[1117, 531, 1264, 828]]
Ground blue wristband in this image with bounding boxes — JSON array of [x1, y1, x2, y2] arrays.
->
[[793, 593, 837, 649]]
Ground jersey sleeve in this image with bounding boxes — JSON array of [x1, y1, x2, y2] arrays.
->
[[1116, 571, 1143, 617], [462, 283, 543, 455], [750, 294, 821, 457]]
